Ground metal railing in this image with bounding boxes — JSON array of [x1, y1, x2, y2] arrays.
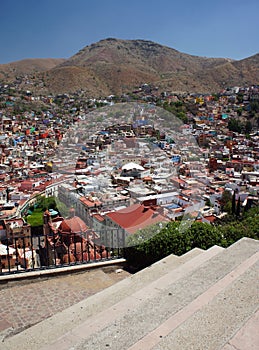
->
[[0, 230, 125, 275]]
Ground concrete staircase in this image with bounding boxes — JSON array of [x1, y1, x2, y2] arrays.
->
[[3, 237, 259, 350]]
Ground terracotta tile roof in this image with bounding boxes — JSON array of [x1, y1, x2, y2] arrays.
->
[[106, 204, 169, 234], [92, 213, 105, 222], [79, 196, 102, 207], [171, 177, 187, 185], [143, 176, 153, 181], [59, 216, 88, 234]]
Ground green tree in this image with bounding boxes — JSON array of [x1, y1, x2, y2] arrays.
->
[[244, 120, 252, 134], [186, 222, 222, 250], [125, 221, 223, 269], [218, 206, 259, 246], [236, 94, 243, 103], [221, 190, 232, 213], [228, 119, 242, 133], [174, 101, 183, 108], [236, 196, 241, 217], [176, 111, 188, 124], [125, 205, 259, 269], [232, 193, 236, 215], [36, 196, 57, 211], [250, 101, 259, 113]]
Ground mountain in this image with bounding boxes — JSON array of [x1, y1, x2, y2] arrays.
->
[[1, 39, 258, 95], [0, 58, 66, 80], [41, 38, 233, 95]]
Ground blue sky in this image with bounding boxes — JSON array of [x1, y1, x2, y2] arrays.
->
[[0, 0, 258, 64]]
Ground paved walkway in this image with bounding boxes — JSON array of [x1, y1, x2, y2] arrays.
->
[[0, 266, 130, 340]]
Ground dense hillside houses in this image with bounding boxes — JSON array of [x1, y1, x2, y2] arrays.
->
[[0, 80, 258, 272]]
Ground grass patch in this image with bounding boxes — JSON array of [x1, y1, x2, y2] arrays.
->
[[26, 208, 44, 227]]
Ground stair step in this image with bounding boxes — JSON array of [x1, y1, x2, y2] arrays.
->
[[4, 238, 258, 350], [50, 239, 256, 350], [132, 248, 259, 349], [221, 309, 259, 350], [2, 247, 216, 350], [130, 247, 205, 288], [42, 246, 223, 350]]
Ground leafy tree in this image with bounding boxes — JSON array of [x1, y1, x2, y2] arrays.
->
[[36, 196, 57, 211], [125, 221, 223, 269], [236, 94, 243, 103], [219, 219, 258, 247], [219, 225, 243, 247], [244, 198, 253, 212], [186, 222, 222, 250], [176, 111, 188, 124], [216, 205, 259, 246], [241, 216, 259, 239], [124, 206, 258, 269], [228, 119, 242, 133], [125, 221, 181, 268], [221, 190, 232, 213], [174, 101, 183, 108], [243, 206, 259, 219], [250, 101, 259, 113], [232, 193, 236, 215], [244, 120, 252, 134], [236, 196, 241, 217]]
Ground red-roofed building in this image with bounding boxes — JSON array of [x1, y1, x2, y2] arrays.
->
[[43, 211, 102, 264], [59, 216, 88, 234], [102, 203, 169, 248], [170, 177, 188, 189], [19, 180, 42, 192], [79, 196, 102, 208], [77, 196, 103, 226], [92, 213, 105, 222]]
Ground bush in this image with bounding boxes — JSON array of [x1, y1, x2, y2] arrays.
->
[[36, 196, 57, 210], [124, 207, 259, 269], [124, 221, 223, 269]]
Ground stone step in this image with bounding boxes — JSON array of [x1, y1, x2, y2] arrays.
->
[[151, 262, 259, 350], [34, 238, 257, 350], [3, 245, 223, 350], [129, 247, 206, 287], [131, 242, 259, 349], [221, 309, 259, 350]]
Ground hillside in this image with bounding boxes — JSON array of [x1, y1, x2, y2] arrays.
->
[[42, 38, 232, 95], [0, 58, 66, 81], [1, 39, 258, 95]]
